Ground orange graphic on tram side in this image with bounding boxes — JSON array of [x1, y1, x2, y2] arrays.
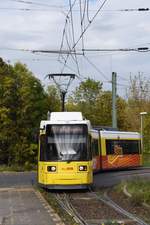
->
[[108, 155, 120, 165]]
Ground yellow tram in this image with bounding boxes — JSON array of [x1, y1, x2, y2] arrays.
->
[[38, 112, 93, 189]]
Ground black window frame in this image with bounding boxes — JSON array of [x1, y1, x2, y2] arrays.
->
[[106, 139, 141, 155]]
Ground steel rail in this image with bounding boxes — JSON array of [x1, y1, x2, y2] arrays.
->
[[90, 191, 149, 225], [54, 193, 88, 225], [64, 193, 89, 225]]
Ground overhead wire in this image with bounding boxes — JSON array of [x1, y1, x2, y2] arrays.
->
[[60, 0, 78, 73], [107, 8, 150, 12], [79, 0, 85, 54], [0, 47, 84, 56], [86, 0, 92, 23], [3, 0, 146, 91], [58, 18, 69, 62], [83, 53, 132, 89], [63, 8, 150, 13], [57, 28, 84, 81], [83, 47, 150, 52], [87, 56, 135, 86], [64, 25, 79, 70], [83, 61, 131, 89], [58, 22, 79, 80], [117, 74, 129, 82], [58, 0, 77, 63], [4, 57, 58, 61], [83, 54, 110, 82], [80, 0, 86, 25], [58, 20, 77, 73], [5, 1, 147, 84], [68, 0, 81, 77], [0, 7, 61, 11], [61, 0, 109, 73], [7, 0, 67, 9]]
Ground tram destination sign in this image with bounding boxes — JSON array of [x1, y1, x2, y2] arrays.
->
[[47, 125, 87, 134]]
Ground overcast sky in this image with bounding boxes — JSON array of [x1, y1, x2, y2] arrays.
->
[[0, 0, 150, 97]]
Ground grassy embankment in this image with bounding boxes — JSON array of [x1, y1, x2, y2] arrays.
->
[[0, 164, 36, 172], [143, 153, 150, 167], [121, 179, 150, 205], [113, 178, 150, 224]]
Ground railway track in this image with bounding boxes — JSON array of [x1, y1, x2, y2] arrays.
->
[[50, 168, 150, 225], [55, 193, 88, 225], [89, 191, 149, 225], [53, 189, 149, 225]]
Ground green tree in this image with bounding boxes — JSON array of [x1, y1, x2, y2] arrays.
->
[[46, 85, 61, 112], [0, 59, 47, 167], [67, 78, 103, 124], [89, 91, 127, 128], [0, 58, 19, 165], [13, 62, 47, 166], [67, 78, 127, 129], [72, 78, 102, 104], [126, 74, 150, 152]]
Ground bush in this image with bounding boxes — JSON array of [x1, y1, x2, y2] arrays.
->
[[131, 192, 144, 206]]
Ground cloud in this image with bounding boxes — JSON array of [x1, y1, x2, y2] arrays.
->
[[0, 0, 150, 96]]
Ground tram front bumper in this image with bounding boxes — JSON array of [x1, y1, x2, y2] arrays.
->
[[46, 172, 92, 186]]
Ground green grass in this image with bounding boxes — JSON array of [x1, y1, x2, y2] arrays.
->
[[143, 153, 150, 167], [127, 178, 150, 205], [0, 164, 37, 172], [116, 178, 150, 206]]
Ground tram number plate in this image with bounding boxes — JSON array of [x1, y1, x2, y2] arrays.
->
[[62, 167, 73, 170]]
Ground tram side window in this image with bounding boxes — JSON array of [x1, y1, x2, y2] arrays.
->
[[40, 135, 46, 161], [92, 139, 99, 156], [106, 140, 140, 155]]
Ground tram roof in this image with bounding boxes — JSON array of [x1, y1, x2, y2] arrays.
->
[[92, 126, 118, 131], [50, 112, 83, 121], [91, 129, 141, 139], [40, 112, 91, 129]]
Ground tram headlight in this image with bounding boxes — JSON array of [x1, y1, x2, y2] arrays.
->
[[79, 165, 87, 171], [47, 166, 56, 172]]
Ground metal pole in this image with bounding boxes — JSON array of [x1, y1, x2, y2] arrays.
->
[[61, 91, 66, 112], [47, 73, 76, 112], [140, 115, 143, 151], [112, 72, 117, 129], [140, 112, 148, 152]]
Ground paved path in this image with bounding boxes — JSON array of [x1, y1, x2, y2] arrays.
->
[[0, 172, 64, 225], [0, 187, 64, 225], [0, 172, 36, 188], [94, 168, 150, 188]]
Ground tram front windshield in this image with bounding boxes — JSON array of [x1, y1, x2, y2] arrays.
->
[[44, 124, 89, 161]]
